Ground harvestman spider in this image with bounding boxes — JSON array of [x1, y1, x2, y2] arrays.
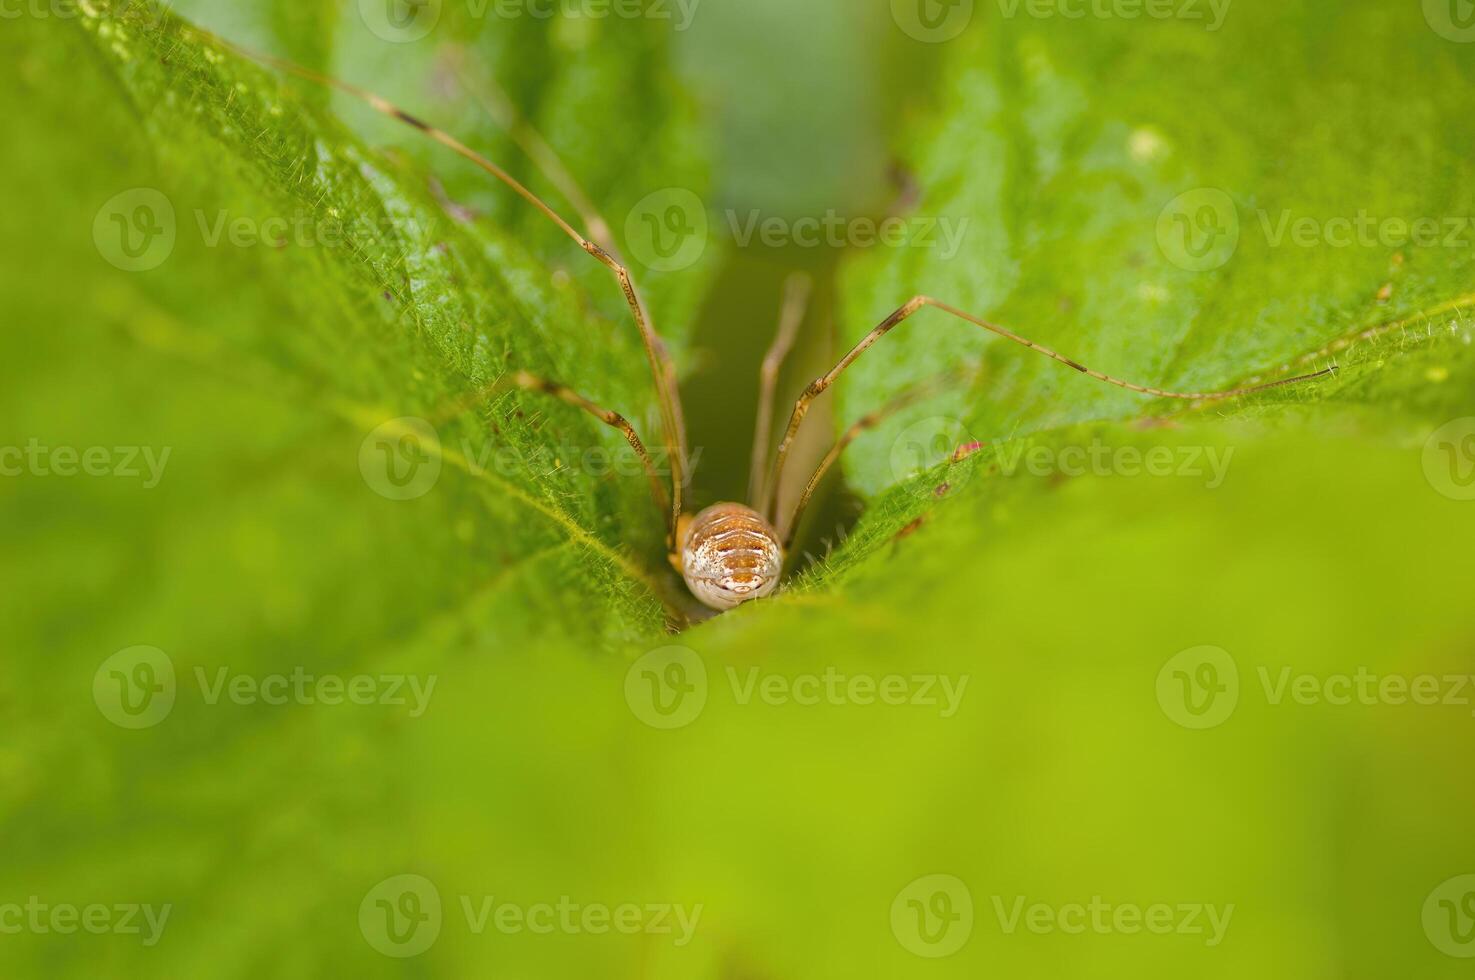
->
[[211, 31, 1336, 612]]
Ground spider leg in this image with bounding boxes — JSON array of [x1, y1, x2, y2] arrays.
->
[[765, 295, 1338, 519], [439, 44, 620, 257], [749, 272, 812, 512], [434, 45, 693, 498], [780, 365, 978, 554], [194, 28, 690, 537], [488, 371, 673, 551]]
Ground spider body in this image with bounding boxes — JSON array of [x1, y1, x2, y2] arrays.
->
[[676, 503, 784, 610]]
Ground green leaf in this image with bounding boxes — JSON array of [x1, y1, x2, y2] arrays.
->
[[5, 0, 721, 646], [4, 3, 1475, 979], [671, 13, 1475, 975], [760, 4, 1475, 588], [826, 7, 1475, 495]]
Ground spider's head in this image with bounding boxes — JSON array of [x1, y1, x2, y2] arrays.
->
[[678, 503, 783, 610]]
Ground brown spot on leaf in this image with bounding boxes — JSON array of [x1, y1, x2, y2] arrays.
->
[[894, 517, 926, 541], [952, 441, 984, 462]]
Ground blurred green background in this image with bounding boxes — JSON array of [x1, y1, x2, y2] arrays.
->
[[2, 0, 1474, 977]]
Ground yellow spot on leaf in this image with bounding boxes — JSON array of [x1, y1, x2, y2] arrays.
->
[[1138, 282, 1169, 304], [1129, 127, 1168, 163]]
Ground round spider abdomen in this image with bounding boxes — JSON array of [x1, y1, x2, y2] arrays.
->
[[680, 503, 784, 610]]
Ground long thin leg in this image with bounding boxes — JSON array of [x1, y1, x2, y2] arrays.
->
[[749, 272, 812, 510], [192, 27, 689, 535], [780, 366, 978, 551], [766, 295, 1338, 518], [435, 43, 691, 512], [491, 370, 672, 548], [440, 45, 619, 256]]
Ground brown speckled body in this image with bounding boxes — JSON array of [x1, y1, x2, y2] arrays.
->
[[679, 503, 784, 610]]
